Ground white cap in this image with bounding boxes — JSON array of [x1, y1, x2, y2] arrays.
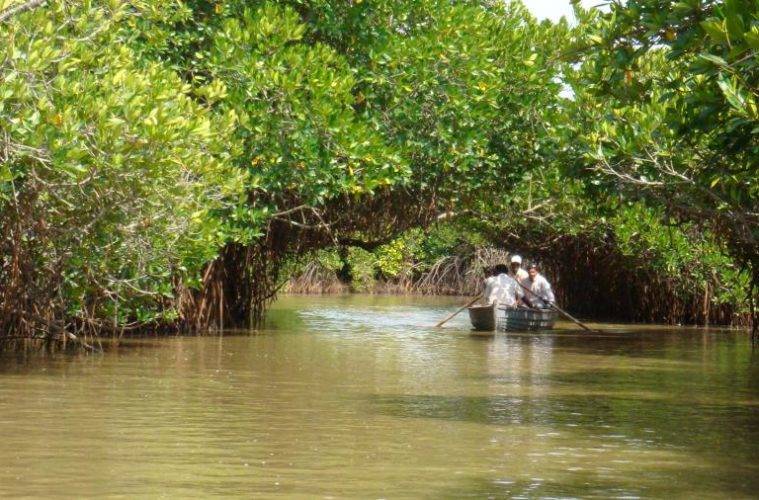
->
[[510, 255, 522, 264]]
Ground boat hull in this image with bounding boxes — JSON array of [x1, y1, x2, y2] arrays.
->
[[468, 304, 496, 331], [497, 307, 557, 331]]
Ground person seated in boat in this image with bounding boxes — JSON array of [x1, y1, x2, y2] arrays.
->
[[509, 254, 528, 284], [522, 263, 555, 309], [483, 264, 523, 308]]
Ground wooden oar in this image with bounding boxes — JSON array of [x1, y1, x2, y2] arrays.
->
[[516, 281, 599, 333], [435, 295, 483, 328]]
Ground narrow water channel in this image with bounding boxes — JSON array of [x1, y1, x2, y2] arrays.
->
[[1, 295, 757, 497]]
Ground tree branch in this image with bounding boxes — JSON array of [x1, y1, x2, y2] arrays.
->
[[0, 0, 47, 23]]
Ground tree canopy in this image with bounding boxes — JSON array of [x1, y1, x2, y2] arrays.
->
[[0, 0, 755, 344], [565, 0, 757, 282]]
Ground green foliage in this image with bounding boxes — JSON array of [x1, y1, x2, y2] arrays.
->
[[345, 247, 375, 291], [565, 0, 758, 277], [374, 229, 427, 278], [0, 1, 244, 328], [374, 239, 410, 279], [361, 1, 567, 206], [611, 204, 747, 305], [208, 4, 407, 206], [151, 1, 410, 225], [0, 0, 752, 337], [315, 249, 344, 273], [413, 224, 484, 269]]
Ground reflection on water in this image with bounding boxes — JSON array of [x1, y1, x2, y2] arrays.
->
[[0, 295, 757, 498]]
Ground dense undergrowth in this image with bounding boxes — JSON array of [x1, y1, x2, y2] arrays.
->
[[0, 0, 756, 348]]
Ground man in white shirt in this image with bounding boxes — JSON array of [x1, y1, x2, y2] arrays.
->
[[483, 264, 523, 308], [523, 263, 555, 309], [509, 255, 528, 284]]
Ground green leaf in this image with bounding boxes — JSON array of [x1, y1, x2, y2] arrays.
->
[[745, 28, 759, 50], [699, 53, 728, 67], [0, 165, 14, 183], [701, 20, 727, 42], [717, 78, 746, 113]]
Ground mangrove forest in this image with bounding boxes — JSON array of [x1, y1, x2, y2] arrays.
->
[[1, 0, 757, 348]]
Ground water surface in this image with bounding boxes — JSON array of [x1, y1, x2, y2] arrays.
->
[[1, 295, 757, 498]]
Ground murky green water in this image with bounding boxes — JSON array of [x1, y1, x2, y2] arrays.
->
[[1, 295, 757, 498]]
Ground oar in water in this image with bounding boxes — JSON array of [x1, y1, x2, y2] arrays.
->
[[516, 281, 599, 333], [435, 295, 483, 328]]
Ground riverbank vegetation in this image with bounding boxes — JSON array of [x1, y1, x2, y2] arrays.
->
[[0, 0, 756, 347], [284, 201, 748, 326]]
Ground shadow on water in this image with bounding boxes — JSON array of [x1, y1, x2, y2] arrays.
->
[[468, 329, 759, 391], [367, 390, 759, 460]]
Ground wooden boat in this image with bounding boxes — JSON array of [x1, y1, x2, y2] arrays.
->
[[496, 307, 557, 331], [468, 303, 496, 331], [467, 304, 558, 332]]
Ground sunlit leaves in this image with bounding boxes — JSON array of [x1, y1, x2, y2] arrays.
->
[[0, 0, 245, 325], [565, 0, 758, 275], [361, 0, 566, 210], [204, 3, 408, 210]]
